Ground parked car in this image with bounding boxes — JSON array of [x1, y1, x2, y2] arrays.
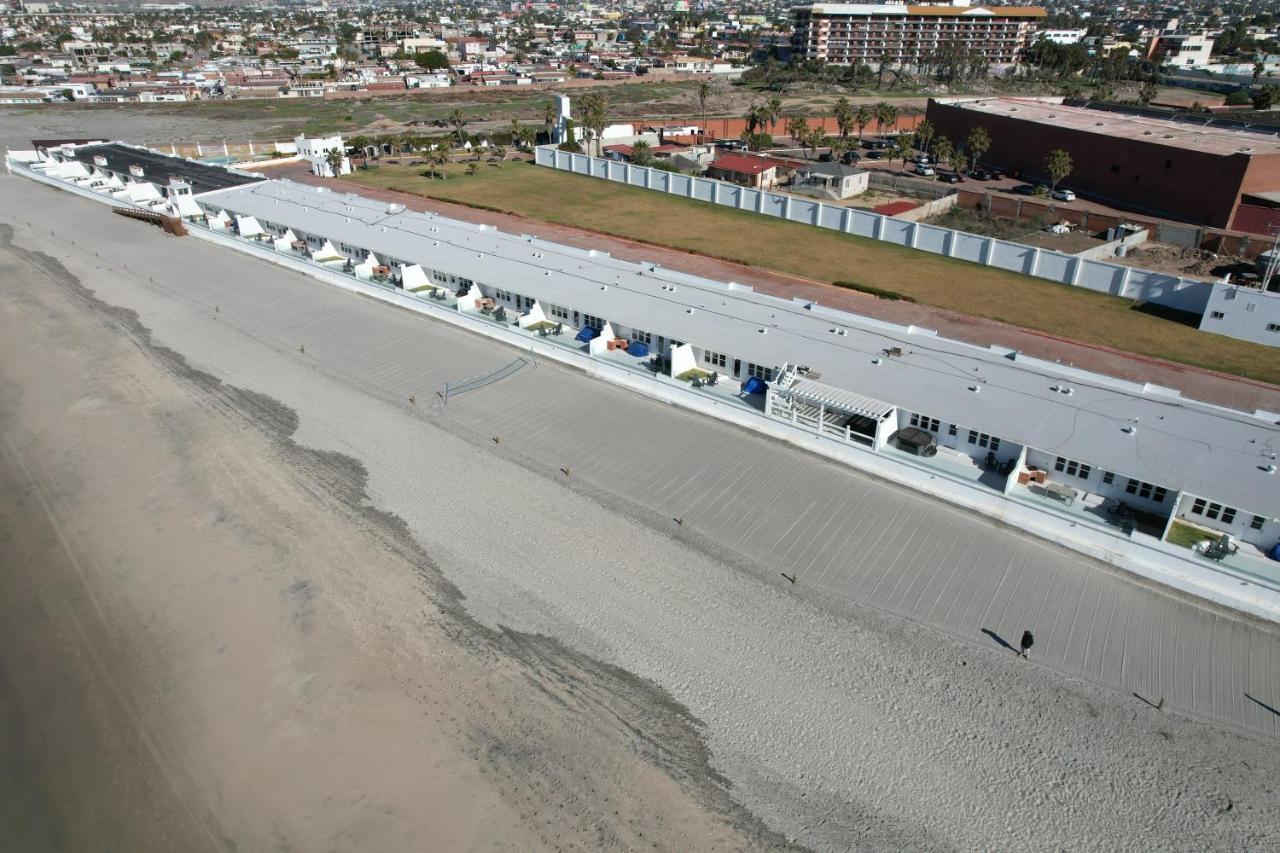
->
[[967, 168, 993, 181], [889, 427, 939, 458], [841, 150, 862, 164], [818, 151, 834, 162], [1051, 188, 1077, 202], [911, 154, 931, 165], [865, 150, 884, 159], [913, 164, 936, 177], [1010, 183, 1038, 196], [939, 172, 965, 184]]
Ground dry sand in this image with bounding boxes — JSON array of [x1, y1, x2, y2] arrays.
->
[[0, 225, 781, 851], [3, 169, 1280, 849]]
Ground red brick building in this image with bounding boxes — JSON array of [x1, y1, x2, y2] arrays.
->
[[925, 97, 1280, 232]]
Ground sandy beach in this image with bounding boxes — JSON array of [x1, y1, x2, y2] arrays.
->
[[2, 151, 1280, 849]]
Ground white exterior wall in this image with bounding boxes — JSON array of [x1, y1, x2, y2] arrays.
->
[[1023, 448, 1177, 517], [294, 134, 352, 177], [1197, 281, 1280, 347], [1172, 493, 1278, 550]]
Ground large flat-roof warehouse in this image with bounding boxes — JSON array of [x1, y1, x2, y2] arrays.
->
[[925, 96, 1280, 232]]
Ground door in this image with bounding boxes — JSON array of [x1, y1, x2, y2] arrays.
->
[[733, 358, 742, 379]]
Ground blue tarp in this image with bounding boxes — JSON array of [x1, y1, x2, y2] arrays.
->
[[1269, 542, 1280, 562], [741, 376, 767, 395], [629, 341, 649, 357], [575, 325, 599, 342]]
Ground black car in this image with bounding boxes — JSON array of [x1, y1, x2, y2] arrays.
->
[[939, 172, 964, 184], [968, 168, 993, 181], [889, 427, 939, 457], [1010, 183, 1038, 196], [841, 150, 862, 165]]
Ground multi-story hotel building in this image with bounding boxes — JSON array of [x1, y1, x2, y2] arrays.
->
[[790, 3, 1047, 67]]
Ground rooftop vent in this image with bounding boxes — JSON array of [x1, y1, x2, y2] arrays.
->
[[128, 164, 145, 177], [93, 154, 108, 166]]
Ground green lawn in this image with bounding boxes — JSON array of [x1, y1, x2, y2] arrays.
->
[[339, 160, 1280, 386]]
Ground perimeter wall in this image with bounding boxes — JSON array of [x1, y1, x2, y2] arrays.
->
[[535, 146, 1214, 314]]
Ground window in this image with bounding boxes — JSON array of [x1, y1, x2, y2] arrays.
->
[[1102, 471, 1115, 485], [549, 304, 570, 320], [967, 430, 1000, 451], [948, 424, 958, 437], [1125, 479, 1166, 502], [1251, 515, 1267, 531], [1246, 304, 1256, 312], [1053, 456, 1089, 479], [746, 362, 774, 381], [1268, 323, 1280, 333], [632, 329, 651, 344], [910, 413, 940, 433], [703, 350, 727, 368], [582, 313, 604, 330], [1191, 499, 1236, 522], [1209, 311, 1225, 320]]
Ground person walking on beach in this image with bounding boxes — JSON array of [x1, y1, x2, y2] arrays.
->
[[1019, 630, 1035, 658]]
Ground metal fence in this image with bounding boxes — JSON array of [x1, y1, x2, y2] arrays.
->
[[535, 146, 1214, 315]]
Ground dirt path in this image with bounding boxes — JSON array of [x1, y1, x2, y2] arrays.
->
[[0, 226, 785, 852], [270, 163, 1280, 414]]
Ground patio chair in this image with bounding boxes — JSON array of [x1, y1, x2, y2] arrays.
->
[[553, 323, 563, 336], [707, 372, 719, 386]]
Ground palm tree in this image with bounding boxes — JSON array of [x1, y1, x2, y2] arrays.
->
[[834, 96, 854, 139], [543, 99, 558, 141], [517, 125, 537, 150], [891, 133, 913, 172], [854, 105, 873, 143], [631, 139, 653, 166], [874, 102, 897, 138], [697, 79, 712, 139], [932, 135, 954, 174], [449, 109, 467, 147], [966, 126, 990, 172], [914, 118, 935, 157], [803, 126, 826, 161], [580, 92, 608, 157], [324, 147, 344, 176], [763, 95, 783, 134], [509, 118, 521, 145], [786, 114, 809, 152]]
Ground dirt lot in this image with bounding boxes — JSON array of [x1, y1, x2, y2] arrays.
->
[[338, 160, 1280, 386]]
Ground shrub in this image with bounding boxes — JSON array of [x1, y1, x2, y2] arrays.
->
[[832, 280, 917, 302]]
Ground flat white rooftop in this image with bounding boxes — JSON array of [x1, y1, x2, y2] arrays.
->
[[197, 179, 1280, 517]]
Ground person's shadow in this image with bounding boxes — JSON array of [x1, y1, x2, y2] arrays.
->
[[981, 628, 1017, 653], [1245, 693, 1280, 718]]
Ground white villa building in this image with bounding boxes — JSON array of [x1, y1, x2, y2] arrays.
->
[[8, 141, 1280, 618], [295, 133, 352, 178]]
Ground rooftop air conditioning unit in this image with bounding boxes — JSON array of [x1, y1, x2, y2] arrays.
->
[[129, 164, 145, 177], [386, 202, 405, 214], [93, 155, 108, 166]]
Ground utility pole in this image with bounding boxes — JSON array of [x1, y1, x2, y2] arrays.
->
[[1263, 223, 1280, 291]]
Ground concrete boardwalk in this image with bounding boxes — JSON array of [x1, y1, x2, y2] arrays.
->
[[6, 180, 1280, 742]]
